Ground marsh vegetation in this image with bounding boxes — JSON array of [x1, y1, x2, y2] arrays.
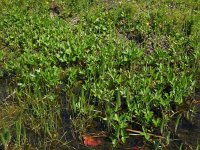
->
[[0, 0, 200, 149]]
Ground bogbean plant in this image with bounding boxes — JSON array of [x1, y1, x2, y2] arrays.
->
[[0, 0, 199, 149]]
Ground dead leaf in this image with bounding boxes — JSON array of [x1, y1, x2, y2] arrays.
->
[[133, 146, 140, 150], [83, 134, 102, 147]]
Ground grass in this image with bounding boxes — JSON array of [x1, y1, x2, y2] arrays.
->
[[0, 0, 200, 149]]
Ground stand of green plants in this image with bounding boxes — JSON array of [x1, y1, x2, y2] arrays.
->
[[0, 0, 199, 149]]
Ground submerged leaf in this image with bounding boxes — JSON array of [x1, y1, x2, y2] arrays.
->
[[133, 146, 140, 150], [83, 135, 102, 147]]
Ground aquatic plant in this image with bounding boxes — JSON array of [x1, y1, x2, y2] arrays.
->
[[0, 0, 199, 149]]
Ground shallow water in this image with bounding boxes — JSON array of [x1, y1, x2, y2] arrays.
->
[[0, 79, 200, 149], [175, 87, 200, 149]]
